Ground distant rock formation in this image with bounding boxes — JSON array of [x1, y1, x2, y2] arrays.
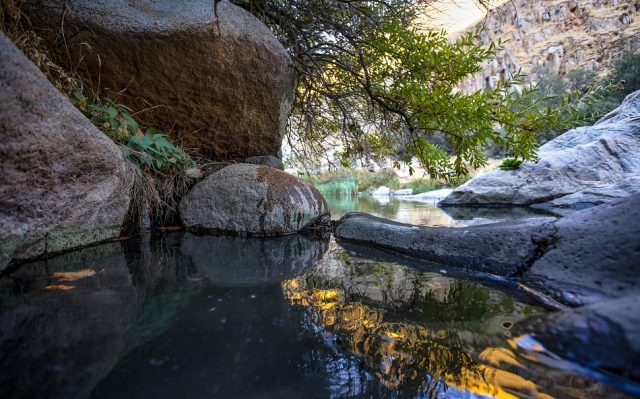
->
[[461, 0, 640, 92], [22, 0, 295, 161]]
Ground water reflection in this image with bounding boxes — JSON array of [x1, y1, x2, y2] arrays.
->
[[324, 195, 554, 227], [325, 195, 458, 226], [281, 242, 633, 399], [0, 233, 329, 399], [0, 234, 633, 399]]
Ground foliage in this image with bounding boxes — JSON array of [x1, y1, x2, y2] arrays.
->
[[528, 52, 640, 143], [70, 91, 193, 172], [399, 177, 446, 194], [303, 167, 453, 196], [608, 51, 640, 102], [498, 157, 523, 171], [234, 0, 597, 181]]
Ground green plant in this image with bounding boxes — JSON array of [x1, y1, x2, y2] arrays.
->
[[125, 129, 193, 170], [498, 157, 523, 171], [70, 91, 193, 172]]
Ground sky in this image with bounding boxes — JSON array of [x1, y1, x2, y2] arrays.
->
[[423, 0, 509, 33]]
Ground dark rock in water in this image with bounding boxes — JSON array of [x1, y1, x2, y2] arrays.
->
[[180, 233, 329, 285], [244, 155, 285, 170], [333, 212, 557, 276], [179, 164, 330, 236], [22, 0, 295, 161], [335, 193, 640, 307], [522, 193, 640, 307], [0, 32, 134, 270], [516, 295, 640, 381], [441, 90, 640, 209]]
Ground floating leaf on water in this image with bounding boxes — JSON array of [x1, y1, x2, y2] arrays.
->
[[51, 268, 97, 282], [44, 284, 75, 291]]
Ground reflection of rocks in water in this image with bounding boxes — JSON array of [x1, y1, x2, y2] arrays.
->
[[440, 206, 555, 226], [181, 233, 329, 286], [282, 243, 633, 398], [121, 234, 203, 346], [0, 243, 137, 399]]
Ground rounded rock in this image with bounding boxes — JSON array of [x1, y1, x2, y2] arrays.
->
[[179, 164, 330, 236]]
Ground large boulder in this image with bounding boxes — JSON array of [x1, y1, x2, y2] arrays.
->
[[179, 164, 330, 236], [334, 213, 557, 276], [0, 33, 134, 270], [334, 194, 640, 307], [22, 0, 295, 161], [441, 91, 640, 207]]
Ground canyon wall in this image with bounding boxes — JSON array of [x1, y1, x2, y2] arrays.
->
[[462, 0, 640, 91]]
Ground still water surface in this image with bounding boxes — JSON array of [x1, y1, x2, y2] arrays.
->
[[324, 195, 553, 226], [0, 232, 634, 399]]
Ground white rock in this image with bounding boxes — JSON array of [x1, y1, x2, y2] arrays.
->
[[372, 186, 391, 196]]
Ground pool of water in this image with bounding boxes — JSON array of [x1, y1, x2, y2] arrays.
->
[[0, 232, 634, 399], [324, 195, 554, 226]]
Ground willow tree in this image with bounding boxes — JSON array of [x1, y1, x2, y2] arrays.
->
[[233, 0, 598, 179]]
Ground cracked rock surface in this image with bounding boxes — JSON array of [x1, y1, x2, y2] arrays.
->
[[334, 193, 640, 307], [440, 91, 640, 209]]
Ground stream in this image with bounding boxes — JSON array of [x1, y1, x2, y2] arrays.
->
[[0, 198, 634, 398]]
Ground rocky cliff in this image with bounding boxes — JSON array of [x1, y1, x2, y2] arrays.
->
[[462, 0, 640, 91]]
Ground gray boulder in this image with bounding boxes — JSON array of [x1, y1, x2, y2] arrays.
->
[[335, 193, 640, 307], [334, 213, 557, 276], [533, 174, 640, 211], [244, 155, 285, 171], [0, 33, 134, 270], [179, 164, 330, 236], [441, 91, 640, 207], [23, 0, 295, 161]]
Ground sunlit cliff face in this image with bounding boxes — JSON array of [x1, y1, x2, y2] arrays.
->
[[281, 245, 626, 398]]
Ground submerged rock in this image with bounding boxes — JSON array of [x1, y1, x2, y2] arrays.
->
[[335, 194, 640, 307], [23, 0, 295, 161], [0, 33, 134, 270], [516, 295, 640, 381], [441, 91, 640, 208], [179, 164, 330, 236]]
